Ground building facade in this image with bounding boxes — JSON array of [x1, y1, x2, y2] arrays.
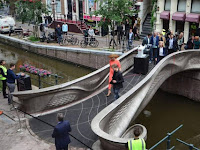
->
[[157, 0, 200, 42], [42, 0, 101, 22]]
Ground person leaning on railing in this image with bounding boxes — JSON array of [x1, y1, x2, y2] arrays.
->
[[125, 128, 146, 150], [6, 63, 24, 105]]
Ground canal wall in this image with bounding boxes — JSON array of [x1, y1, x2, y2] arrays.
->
[[0, 34, 122, 69], [161, 70, 200, 102]]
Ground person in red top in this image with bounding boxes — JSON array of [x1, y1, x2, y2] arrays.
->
[[107, 54, 121, 97]]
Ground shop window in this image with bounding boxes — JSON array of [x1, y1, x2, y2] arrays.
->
[[165, 0, 171, 11], [189, 22, 199, 37], [176, 21, 185, 34], [163, 20, 169, 31], [47, 0, 52, 11], [191, 0, 200, 13], [56, 0, 61, 13], [177, 0, 186, 12]]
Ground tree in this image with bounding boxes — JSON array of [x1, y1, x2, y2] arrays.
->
[[95, 0, 137, 49], [15, 0, 49, 37]]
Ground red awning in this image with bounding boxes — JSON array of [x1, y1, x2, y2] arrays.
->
[[172, 12, 186, 21], [185, 13, 200, 23], [160, 11, 170, 20]]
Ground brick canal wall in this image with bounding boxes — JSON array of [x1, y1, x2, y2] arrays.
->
[[161, 70, 200, 102], [0, 34, 122, 69]]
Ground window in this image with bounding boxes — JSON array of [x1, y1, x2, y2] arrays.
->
[[56, 0, 61, 13], [177, 0, 186, 12], [46, 0, 52, 11], [165, 0, 171, 11], [191, 0, 200, 13]]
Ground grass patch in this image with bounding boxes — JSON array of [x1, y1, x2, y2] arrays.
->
[[28, 36, 39, 42]]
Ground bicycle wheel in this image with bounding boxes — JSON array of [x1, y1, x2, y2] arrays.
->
[[80, 40, 87, 48], [71, 37, 76, 45], [75, 38, 79, 45], [90, 40, 99, 48], [18, 32, 23, 39]]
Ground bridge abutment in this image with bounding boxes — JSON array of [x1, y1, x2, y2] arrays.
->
[[161, 70, 200, 102]]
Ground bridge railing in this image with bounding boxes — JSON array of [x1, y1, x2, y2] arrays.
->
[[91, 50, 200, 150], [12, 47, 138, 114], [176, 139, 200, 150], [149, 124, 183, 150]]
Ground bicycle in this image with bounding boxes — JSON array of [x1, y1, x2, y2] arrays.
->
[[62, 34, 79, 45], [80, 36, 99, 48]]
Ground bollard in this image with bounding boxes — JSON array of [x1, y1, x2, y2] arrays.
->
[[167, 133, 171, 150]]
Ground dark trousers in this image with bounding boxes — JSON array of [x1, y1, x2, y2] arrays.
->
[[153, 48, 158, 63], [56, 145, 68, 150], [109, 37, 117, 46], [2, 80, 7, 97], [168, 49, 174, 55], [113, 88, 120, 100], [158, 56, 165, 62]]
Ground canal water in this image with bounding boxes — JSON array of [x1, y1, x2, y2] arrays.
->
[[0, 43, 92, 88], [134, 89, 200, 149]]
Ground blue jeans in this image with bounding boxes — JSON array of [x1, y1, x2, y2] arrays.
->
[[113, 88, 120, 100]]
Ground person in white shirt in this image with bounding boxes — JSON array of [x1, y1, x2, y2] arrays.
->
[[88, 26, 95, 41], [62, 22, 68, 35]]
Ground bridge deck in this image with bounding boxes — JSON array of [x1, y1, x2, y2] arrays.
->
[[29, 64, 154, 148]]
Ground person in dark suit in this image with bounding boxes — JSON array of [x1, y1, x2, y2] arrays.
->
[[142, 34, 151, 46], [166, 34, 178, 54], [150, 32, 159, 64], [52, 113, 72, 150], [110, 64, 124, 100]]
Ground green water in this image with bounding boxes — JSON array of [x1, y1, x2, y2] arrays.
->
[[0, 43, 92, 87], [134, 89, 200, 149]]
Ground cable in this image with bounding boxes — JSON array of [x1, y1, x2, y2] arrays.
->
[[15, 107, 93, 150]]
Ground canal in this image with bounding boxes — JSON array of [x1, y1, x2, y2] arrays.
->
[[0, 43, 92, 88], [134, 89, 200, 149]]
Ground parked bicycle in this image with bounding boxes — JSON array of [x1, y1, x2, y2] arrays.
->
[[80, 36, 99, 48], [62, 34, 79, 45]]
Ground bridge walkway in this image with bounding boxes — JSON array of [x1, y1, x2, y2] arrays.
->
[[29, 63, 154, 148]]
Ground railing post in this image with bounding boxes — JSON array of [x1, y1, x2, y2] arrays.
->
[[189, 144, 193, 150], [167, 133, 171, 150], [38, 75, 41, 89], [55, 74, 58, 85]]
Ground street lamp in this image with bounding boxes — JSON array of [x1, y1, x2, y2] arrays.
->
[[51, 0, 57, 21]]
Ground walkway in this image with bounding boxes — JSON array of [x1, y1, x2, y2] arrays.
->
[[29, 63, 155, 148]]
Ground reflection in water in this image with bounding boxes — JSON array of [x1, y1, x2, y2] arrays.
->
[[0, 43, 92, 87], [134, 89, 200, 149]]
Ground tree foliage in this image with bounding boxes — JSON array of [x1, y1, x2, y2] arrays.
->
[[15, 0, 49, 25], [94, 0, 137, 28]]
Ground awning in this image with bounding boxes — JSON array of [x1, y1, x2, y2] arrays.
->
[[172, 12, 186, 21], [185, 13, 200, 23], [160, 11, 170, 20]]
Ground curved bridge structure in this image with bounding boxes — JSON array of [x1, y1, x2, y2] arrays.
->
[[13, 47, 137, 114], [91, 50, 200, 150]]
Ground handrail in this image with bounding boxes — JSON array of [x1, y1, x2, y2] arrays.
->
[[149, 125, 183, 150], [91, 49, 200, 149], [176, 139, 200, 150]]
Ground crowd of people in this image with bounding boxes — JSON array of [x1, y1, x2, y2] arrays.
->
[[142, 30, 200, 64]]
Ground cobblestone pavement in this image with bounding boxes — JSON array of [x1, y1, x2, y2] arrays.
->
[[0, 89, 90, 150], [15, 22, 142, 52], [29, 63, 155, 149]]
